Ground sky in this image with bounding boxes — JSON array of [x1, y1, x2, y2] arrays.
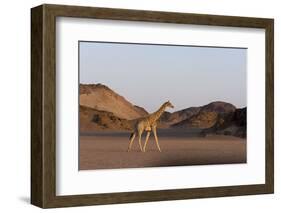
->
[[79, 41, 247, 113]]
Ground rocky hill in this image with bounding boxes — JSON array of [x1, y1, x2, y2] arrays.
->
[[80, 105, 134, 132], [79, 83, 246, 137], [171, 102, 236, 129], [80, 84, 148, 120], [159, 107, 201, 127], [203, 107, 247, 138]]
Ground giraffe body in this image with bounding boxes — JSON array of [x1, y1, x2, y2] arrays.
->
[[127, 101, 174, 152]]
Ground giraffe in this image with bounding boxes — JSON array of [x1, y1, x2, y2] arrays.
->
[[127, 101, 174, 152]]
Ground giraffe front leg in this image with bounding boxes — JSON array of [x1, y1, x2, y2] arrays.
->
[[138, 131, 143, 152], [143, 131, 151, 152], [152, 126, 161, 152]]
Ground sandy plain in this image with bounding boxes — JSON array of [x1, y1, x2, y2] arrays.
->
[[79, 129, 246, 170]]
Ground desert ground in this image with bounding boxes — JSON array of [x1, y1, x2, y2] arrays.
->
[[79, 129, 246, 170]]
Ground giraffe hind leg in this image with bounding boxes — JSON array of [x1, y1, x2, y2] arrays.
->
[[127, 132, 136, 152], [138, 131, 143, 152], [143, 130, 151, 152]]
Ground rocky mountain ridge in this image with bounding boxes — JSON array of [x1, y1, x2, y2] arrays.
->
[[79, 83, 246, 137]]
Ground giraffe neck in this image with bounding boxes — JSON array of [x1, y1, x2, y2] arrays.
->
[[150, 104, 166, 123]]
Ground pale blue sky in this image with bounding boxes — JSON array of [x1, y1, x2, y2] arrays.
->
[[79, 41, 246, 113]]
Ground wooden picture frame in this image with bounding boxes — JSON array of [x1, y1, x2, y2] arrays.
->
[[31, 4, 274, 208]]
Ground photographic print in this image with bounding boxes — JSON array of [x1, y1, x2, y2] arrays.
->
[[31, 5, 274, 208], [79, 41, 247, 170]]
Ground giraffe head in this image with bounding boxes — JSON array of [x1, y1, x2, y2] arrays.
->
[[164, 101, 174, 109]]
